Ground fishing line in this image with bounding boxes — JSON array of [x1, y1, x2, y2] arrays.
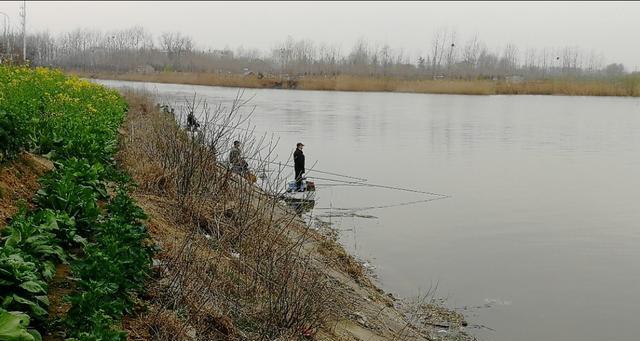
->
[[315, 196, 450, 213]]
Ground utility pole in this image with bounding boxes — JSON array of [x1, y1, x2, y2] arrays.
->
[[20, 0, 26, 63]]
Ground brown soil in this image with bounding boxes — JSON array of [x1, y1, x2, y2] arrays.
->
[[0, 153, 54, 227], [43, 264, 74, 341]]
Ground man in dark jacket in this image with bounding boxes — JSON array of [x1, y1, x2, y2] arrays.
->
[[293, 142, 305, 191]]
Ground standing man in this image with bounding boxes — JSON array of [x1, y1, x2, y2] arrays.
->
[[293, 142, 305, 191]]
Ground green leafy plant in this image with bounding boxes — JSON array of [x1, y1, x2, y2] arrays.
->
[[0, 66, 150, 341], [0, 110, 33, 163], [64, 190, 153, 338], [30, 209, 85, 249], [0, 253, 49, 319], [64, 311, 126, 341], [34, 163, 102, 234], [2, 209, 66, 269], [0, 309, 42, 341]]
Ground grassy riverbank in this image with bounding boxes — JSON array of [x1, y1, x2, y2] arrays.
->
[[0, 66, 473, 340], [71, 69, 640, 97]]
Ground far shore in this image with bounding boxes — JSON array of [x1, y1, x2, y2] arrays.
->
[[69, 70, 640, 97]]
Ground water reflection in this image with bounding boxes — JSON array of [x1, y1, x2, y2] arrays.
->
[[284, 198, 316, 215]]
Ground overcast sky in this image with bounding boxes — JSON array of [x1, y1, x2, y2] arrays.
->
[[1, 1, 638, 70]]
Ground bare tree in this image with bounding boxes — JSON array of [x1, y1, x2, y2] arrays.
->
[[160, 31, 194, 68], [347, 37, 371, 75], [500, 43, 519, 75], [462, 34, 482, 77], [429, 27, 448, 78], [18, 25, 625, 81]]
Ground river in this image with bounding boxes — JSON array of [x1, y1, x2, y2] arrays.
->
[[96, 79, 640, 341]]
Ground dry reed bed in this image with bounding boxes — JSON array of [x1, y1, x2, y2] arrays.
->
[[116, 91, 446, 340], [73, 70, 640, 96]]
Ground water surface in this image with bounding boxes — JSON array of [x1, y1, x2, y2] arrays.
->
[[98, 79, 640, 341]]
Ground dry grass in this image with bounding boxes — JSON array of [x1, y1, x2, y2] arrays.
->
[[495, 78, 640, 96], [71, 69, 640, 97], [317, 239, 367, 282], [117, 92, 345, 340], [297, 76, 494, 95]]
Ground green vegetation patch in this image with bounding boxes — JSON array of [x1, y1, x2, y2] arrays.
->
[[0, 66, 152, 340], [0, 66, 126, 164]]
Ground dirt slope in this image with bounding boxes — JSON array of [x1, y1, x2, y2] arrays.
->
[[0, 153, 54, 226]]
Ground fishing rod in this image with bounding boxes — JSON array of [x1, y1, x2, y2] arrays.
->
[[312, 183, 368, 188], [305, 169, 368, 183], [244, 157, 369, 182], [262, 164, 450, 199], [305, 176, 450, 197]]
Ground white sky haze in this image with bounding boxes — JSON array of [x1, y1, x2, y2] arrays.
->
[[1, 1, 638, 70]]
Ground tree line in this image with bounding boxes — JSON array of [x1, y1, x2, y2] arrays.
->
[[0, 25, 630, 79]]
